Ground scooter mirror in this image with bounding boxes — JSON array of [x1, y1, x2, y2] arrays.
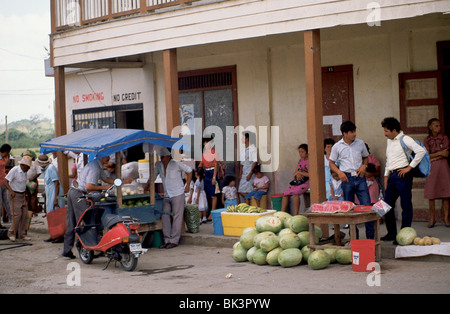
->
[[114, 178, 123, 187]]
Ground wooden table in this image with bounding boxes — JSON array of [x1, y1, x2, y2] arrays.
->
[[303, 211, 381, 261]]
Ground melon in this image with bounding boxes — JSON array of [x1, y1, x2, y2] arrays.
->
[[335, 249, 352, 265], [253, 231, 276, 249], [323, 247, 337, 264], [242, 227, 256, 234], [278, 228, 296, 237], [273, 211, 292, 225], [278, 248, 303, 267], [396, 227, 417, 246], [247, 247, 257, 263], [232, 243, 248, 262], [279, 233, 301, 249], [288, 215, 309, 233], [308, 250, 331, 270], [298, 231, 319, 248], [266, 247, 283, 266], [239, 229, 259, 249], [301, 245, 311, 263], [260, 236, 280, 252], [255, 215, 283, 233], [252, 248, 268, 265], [283, 216, 292, 229]]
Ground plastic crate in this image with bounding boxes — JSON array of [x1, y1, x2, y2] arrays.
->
[[221, 210, 275, 236]]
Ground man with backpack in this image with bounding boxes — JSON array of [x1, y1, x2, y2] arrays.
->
[[381, 117, 427, 244]]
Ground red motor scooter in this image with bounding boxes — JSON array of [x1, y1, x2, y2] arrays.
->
[[75, 179, 147, 271]]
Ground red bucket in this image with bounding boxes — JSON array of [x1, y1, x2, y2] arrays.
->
[[350, 239, 375, 272]]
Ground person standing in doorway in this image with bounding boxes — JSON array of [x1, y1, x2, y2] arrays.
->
[[329, 121, 374, 239], [381, 117, 427, 242], [238, 132, 258, 202]]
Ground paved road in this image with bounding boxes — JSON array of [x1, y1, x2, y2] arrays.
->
[[1, 230, 449, 296]]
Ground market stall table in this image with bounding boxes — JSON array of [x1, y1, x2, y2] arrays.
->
[[303, 211, 381, 261]]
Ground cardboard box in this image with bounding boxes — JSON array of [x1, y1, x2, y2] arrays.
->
[[221, 210, 275, 236]]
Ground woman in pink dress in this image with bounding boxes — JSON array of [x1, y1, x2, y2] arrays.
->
[[423, 118, 450, 228], [281, 144, 309, 215]]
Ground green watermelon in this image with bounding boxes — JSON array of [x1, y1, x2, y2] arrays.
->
[[232, 243, 248, 262], [396, 227, 417, 246], [239, 229, 259, 249], [266, 247, 283, 266], [252, 249, 268, 265], [301, 245, 311, 263], [297, 231, 319, 248], [279, 233, 301, 249], [278, 228, 296, 237], [335, 249, 352, 265], [253, 231, 276, 248], [278, 248, 302, 267], [260, 236, 280, 252], [288, 215, 309, 233], [273, 212, 292, 226], [247, 246, 257, 263], [255, 215, 283, 233], [323, 245, 337, 263], [308, 250, 331, 270]]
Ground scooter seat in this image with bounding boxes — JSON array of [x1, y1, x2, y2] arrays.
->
[[103, 214, 123, 229]]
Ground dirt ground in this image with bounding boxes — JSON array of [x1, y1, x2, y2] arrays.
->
[[0, 229, 449, 295]]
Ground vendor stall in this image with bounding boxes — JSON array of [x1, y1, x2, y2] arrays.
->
[[40, 128, 188, 242]]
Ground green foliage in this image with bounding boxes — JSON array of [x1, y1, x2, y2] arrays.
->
[[0, 117, 55, 149]]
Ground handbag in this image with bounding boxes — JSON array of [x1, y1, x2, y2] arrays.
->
[[289, 177, 309, 186], [399, 135, 431, 178]]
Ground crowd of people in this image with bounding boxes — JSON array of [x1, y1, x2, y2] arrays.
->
[[0, 116, 449, 254]]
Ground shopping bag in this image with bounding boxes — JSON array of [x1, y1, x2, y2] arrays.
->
[[46, 206, 67, 239]]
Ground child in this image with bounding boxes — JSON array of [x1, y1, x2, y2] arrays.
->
[[192, 167, 208, 224], [222, 176, 239, 208], [184, 171, 195, 204], [245, 164, 270, 207], [328, 169, 344, 201]]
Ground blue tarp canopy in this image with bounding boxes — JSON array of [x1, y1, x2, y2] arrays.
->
[[40, 128, 187, 162]]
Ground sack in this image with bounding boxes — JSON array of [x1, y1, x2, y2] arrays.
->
[[184, 204, 200, 233], [400, 135, 431, 177], [289, 177, 309, 186]]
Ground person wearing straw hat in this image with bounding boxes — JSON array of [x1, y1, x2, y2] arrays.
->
[[4, 156, 33, 241]]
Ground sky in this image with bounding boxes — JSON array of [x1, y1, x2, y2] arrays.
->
[[0, 1, 54, 124]]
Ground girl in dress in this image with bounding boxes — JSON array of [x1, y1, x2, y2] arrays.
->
[[222, 176, 239, 208], [423, 118, 450, 228], [192, 167, 209, 224]]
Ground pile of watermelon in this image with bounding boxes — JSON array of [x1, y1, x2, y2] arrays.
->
[[231, 212, 353, 270]]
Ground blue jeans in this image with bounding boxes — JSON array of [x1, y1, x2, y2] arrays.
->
[[245, 190, 267, 200], [224, 199, 238, 208], [342, 175, 374, 239], [383, 171, 413, 237]]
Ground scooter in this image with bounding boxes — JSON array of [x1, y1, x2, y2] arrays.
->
[[75, 179, 147, 271]]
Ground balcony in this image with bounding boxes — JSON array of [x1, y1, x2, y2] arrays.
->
[[52, 0, 204, 31]]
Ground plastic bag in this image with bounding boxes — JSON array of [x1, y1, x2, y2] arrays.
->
[[184, 204, 200, 233], [372, 200, 391, 217]]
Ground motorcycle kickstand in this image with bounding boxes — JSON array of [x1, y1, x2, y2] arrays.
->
[[103, 257, 113, 271]]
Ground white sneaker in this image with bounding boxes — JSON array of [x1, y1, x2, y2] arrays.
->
[[22, 236, 31, 241], [8, 235, 16, 242]]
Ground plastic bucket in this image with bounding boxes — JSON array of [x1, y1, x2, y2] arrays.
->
[[151, 230, 163, 248], [211, 208, 226, 236], [350, 239, 375, 272], [270, 194, 283, 211]]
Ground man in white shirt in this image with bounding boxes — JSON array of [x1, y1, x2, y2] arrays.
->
[[4, 156, 33, 241], [381, 117, 426, 243], [150, 147, 192, 249]]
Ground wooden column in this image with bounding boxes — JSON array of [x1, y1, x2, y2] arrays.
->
[[163, 49, 180, 135], [304, 30, 326, 204], [54, 66, 69, 194]]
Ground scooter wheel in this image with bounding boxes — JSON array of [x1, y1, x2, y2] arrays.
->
[[120, 254, 138, 271], [77, 246, 94, 264]]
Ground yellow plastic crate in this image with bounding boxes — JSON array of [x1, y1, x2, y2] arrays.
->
[[221, 210, 275, 237]]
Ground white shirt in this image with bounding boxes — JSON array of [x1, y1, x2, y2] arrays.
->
[[329, 138, 368, 173], [155, 159, 192, 198], [384, 131, 427, 177], [5, 166, 28, 192]]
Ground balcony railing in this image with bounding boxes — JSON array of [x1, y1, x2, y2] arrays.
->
[[52, 0, 201, 31]]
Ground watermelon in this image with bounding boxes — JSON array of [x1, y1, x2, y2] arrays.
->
[[260, 236, 280, 252], [252, 249, 268, 265], [273, 211, 292, 226], [396, 227, 417, 246], [253, 231, 276, 248], [301, 245, 311, 263], [247, 247, 257, 263], [255, 215, 283, 233], [279, 233, 301, 249], [308, 250, 331, 270], [335, 249, 352, 264], [242, 227, 256, 234], [323, 245, 337, 263], [266, 247, 283, 266], [278, 248, 302, 267], [278, 228, 296, 237], [239, 229, 259, 249], [232, 243, 248, 262], [298, 231, 319, 248], [288, 215, 309, 233]]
